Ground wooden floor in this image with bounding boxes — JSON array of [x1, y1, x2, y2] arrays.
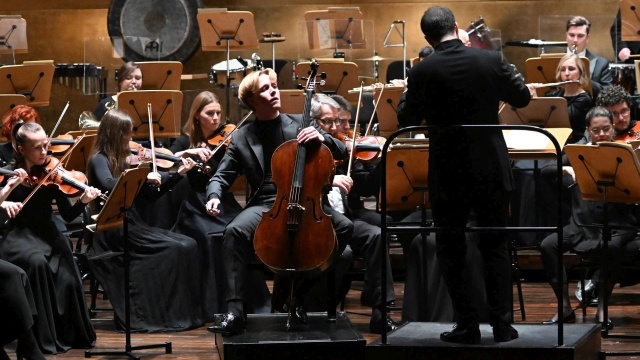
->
[[6, 277, 640, 359]]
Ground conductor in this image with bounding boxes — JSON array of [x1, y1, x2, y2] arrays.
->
[[397, 6, 531, 344]]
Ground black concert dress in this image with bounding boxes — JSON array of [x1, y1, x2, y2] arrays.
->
[[0, 259, 36, 346], [0, 172, 95, 354], [86, 153, 204, 332]]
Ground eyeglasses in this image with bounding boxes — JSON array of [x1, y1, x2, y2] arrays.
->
[[315, 118, 345, 126], [612, 108, 630, 118], [589, 125, 612, 134]]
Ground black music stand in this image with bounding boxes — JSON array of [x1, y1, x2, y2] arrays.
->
[[60, 134, 97, 173], [116, 90, 182, 139], [85, 164, 173, 359], [524, 56, 591, 97], [620, 0, 640, 42], [499, 97, 570, 129], [0, 16, 27, 64], [136, 62, 183, 90], [303, 8, 366, 55], [565, 143, 640, 353], [0, 61, 54, 107], [296, 61, 359, 104], [197, 9, 258, 121], [373, 87, 403, 137]]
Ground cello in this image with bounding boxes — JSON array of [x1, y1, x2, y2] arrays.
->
[[253, 61, 337, 326]]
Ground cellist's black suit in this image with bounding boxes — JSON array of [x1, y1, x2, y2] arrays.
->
[[398, 38, 530, 333], [206, 113, 351, 315]]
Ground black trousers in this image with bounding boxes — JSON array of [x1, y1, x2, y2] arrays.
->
[[430, 178, 512, 327], [221, 202, 352, 310]]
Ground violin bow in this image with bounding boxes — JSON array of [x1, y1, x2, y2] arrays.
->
[[146, 103, 161, 191], [364, 85, 385, 137], [347, 82, 365, 176]]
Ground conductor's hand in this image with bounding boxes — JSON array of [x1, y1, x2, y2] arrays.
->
[[80, 186, 101, 204], [206, 198, 221, 216], [298, 126, 324, 144], [619, 47, 632, 62], [1, 201, 22, 218], [146, 172, 162, 185], [333, 174, 353, 194]]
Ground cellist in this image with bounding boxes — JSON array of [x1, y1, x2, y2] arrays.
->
[[205, 68, 352, 335]]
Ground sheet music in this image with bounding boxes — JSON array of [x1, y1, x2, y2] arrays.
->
[[503, 130, 553, 150]]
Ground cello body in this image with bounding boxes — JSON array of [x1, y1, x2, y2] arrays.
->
[[254, 140, 337, 273], [254, 60, 338, 275]]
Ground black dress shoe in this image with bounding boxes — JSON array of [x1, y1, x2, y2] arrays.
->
[[542, 310, 576, 325], [440, 324, 481, 345], [595, 318, 614, 331], [369, 316, 400, 334], [207, 313, 246, 335], [492, 322, 519, 342]]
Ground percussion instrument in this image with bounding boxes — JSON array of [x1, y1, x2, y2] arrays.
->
[[609, 63, 636, 94], [210, 59, 253, 88]]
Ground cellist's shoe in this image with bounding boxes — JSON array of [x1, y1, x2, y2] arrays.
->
[[207, 313, 246, 335]]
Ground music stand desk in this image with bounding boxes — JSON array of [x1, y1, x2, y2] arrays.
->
[[117, 90, 183, 139], [303, 8, 365, 50], [621, 0, 640, 42], [0, 93, 26, 117], [0, 62, 55, 107], [499, 97, 570, 129], [0, 16, 27, 55], [196, 9, 258, 51], [61, 134, 96, 173], [373, 87, 403, 137], [297, 61, 359, 104], [137, 61, 183, 90], [279, 89, 306, 115], [504, 128, 572, 161]]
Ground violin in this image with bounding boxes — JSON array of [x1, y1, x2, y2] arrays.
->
[[28, 156, 108, 202], [48, 134, 75, 155], [206, 123, 237, 147], [128, 141, 211, 174], [334, 131, 385, 164]]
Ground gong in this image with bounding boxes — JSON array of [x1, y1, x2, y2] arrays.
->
[[107, 0, 202, 62]]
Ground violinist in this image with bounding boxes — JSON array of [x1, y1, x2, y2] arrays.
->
[[315, 94, 399, 334], [0, 105, 41, 165], [85, 108, 204, 332], [0, 122, 98, 354], [0, 169, 44, 360], [92, 61, 142, 121], [205, 68, 352, 335], [595, 85, 640, 142], [169, 91, 244, 320]]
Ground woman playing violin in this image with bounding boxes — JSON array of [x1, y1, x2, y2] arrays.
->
[[0, 105, 41, 165], [169, 91, 243, 320], [0, 122, 99, 355], [86, 108, 204, 332], [92, 61, 142, 121]]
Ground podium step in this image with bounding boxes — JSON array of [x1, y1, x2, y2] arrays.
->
[[215, 312, 365, 360], [368, 322, 601, 360]]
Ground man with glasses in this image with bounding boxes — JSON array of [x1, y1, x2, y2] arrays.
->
[[595, 84, 640, 142], [539, 106, 638, 330], [312, 94, 400, 334]]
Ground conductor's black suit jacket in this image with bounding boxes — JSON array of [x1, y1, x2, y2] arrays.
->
[[398, 39, 531, 194]]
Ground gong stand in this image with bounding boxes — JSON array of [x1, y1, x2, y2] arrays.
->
[[197, 9, 258, 121]]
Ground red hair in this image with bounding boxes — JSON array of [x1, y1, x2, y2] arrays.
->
[[1, 105, 41, 140]]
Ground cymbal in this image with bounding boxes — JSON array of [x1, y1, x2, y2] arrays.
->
[[358, 55, 387, 61]]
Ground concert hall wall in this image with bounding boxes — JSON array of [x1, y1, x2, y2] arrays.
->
[[0, 0, 620, 131]]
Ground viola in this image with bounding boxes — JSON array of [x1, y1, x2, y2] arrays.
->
[[28, 156, 108, 202], [128, 141, 211, 174], [206, 123, 237, 148], [48, 134, 75, 155], [334, 132, 385, 164]]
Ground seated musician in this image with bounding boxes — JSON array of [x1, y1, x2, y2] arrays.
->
[[0, 105, 41, 166], [595, 84, 640, 142], [205, 68, 352, 335], [92, 61, 141, 121], [318, 94, 399, 333], [611, 9, 640, 63], [539, 106, 639, 330], [565, 16, 612, 99], [533, 53, 592, 144]]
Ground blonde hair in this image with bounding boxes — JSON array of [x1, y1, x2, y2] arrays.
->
[[555, 53, 590, 89], [238, 68, 277, 110], [182, 91, 221, 148]]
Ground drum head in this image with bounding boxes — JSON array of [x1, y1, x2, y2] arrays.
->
[[108, 0, 202, 62], [212, 59, 247, 72]]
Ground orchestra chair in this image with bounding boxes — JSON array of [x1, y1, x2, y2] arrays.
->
[[385, 60, 411, 83], [351, 92, 377, 136]]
